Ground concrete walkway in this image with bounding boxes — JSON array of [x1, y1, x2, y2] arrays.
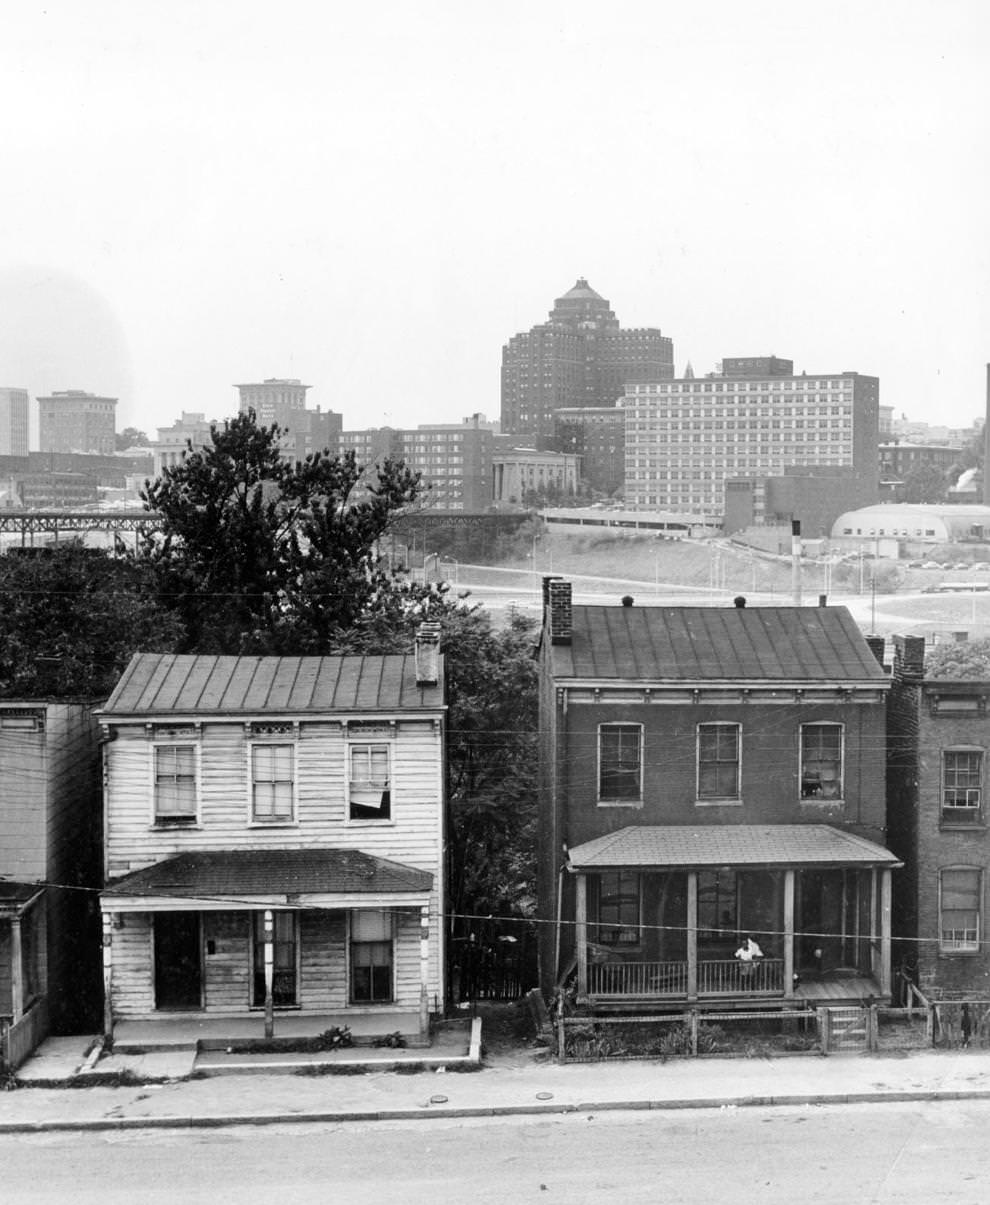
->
[[6, 1034, 990, 1132]]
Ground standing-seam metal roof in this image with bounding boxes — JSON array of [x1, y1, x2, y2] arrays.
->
[[100, 653, 444, 717], [552, 605, 887, 684]]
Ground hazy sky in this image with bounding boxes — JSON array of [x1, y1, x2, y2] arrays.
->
[[1, 1, 988, 438]]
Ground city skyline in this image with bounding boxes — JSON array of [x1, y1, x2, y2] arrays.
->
[[0, 3, 987, 436]]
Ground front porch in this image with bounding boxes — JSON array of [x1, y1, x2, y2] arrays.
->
[[565, 824, 901, 1010]]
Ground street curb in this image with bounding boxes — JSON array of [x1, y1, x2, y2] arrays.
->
[[5, 1086, 990, 1133]]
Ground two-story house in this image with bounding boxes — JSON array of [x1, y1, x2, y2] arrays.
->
[[98, 625, 445, 1046], [1, 701, 102, 1069], [887, 635, 990, 998], [538, 580, 901, 1013]]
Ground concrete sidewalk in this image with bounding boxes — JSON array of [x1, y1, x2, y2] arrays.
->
[[5, 1036, 990, 1132]]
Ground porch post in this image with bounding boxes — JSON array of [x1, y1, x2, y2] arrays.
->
[[686, 872, 697, 1000], [783, 870, 795, 998], [101, 912, 113, 1039], [10, 915, 23, 1022], [263, 909, 274, 1039], [419, 904, 430, 1038], [575, 874, 588, 997], [870, 870, 879, 982], [879, 868, 893, 997]]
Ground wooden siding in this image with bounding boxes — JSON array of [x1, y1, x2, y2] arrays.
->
[[0, 723, 47, 882], [105, 719, 443, 877], [109, 906, 439, 1018]]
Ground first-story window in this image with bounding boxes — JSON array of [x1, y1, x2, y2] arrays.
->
[[598, 724, 642, 803], [801, 723, 843, 800], [698, 723, 741, 799], [252, 912, 298, 1006], [940, 868, 982, 953], [593, 871, 641, 945], [251, 744, 294, 822], [942, 750, 983, 824], [350, 910, 394, 1003], [154, 744, 197, 822], [349, 744, 391, 820]]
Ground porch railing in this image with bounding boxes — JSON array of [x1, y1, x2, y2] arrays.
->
[[588, 960, 688, 997], [587, 958, 784, 998], [698, 958, 784, 995]]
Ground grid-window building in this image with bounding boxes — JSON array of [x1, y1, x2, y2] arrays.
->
[[0, 389, 29, 456], [501, 279, 673, 445], [621, 362, 879, 521], [37, 391, 117, 456]]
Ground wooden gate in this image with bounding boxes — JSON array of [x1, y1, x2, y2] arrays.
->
[[824, 1006, 871, 1054]]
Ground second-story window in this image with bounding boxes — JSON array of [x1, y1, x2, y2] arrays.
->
[[251, 744, 294, 822], [598, 723, 642, 803], [697, 723, 740, 799], [800, 723, 843, 800], [942, 749, 983, 824], [154, 744, 197, 824], [349, 744, 391, 820]]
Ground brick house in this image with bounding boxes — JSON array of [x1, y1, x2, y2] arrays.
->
[[887, 635, 990, 998], [98, 626, 446, 1045], [538, 580, 901, 1012]]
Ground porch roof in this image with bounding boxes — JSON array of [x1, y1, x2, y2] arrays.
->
[[103, 848, 433, 907], [567, 825, 901, 871], [0, 881, 44, 913]]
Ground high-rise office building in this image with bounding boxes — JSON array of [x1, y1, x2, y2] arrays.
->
[[236, 378, 310, 426], [622, 360, 879, 521], [500, 279, 673, 444], [0, 388, 30, 456], [37, 390, 117, 455]]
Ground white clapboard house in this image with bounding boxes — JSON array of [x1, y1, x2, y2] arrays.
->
[[98, 624, 445, 1046]]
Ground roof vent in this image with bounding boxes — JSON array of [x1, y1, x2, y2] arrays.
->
[[733, 596, 747, 608], [621, 595, 634, 607]]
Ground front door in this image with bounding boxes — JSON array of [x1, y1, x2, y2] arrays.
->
[[154, 912, 203, 1010]]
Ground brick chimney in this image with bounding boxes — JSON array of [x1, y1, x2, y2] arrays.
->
[[865, 634, 886, 668], [547, 579, 572, 646], [414, 622, 442, 686], [892, 634, 925, 683]]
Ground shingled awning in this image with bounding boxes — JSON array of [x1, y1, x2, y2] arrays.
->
[[102, 848, 434, 912], [567, 825, 901, 872]]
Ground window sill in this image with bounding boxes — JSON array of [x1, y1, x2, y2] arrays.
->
[[695, 798, 742, 807], [938, 949, 980, 958], [151, 820, 201, 830], [597, 799, 643, 809], [347, 818, 396, 826], [800, 798, 845, 807], [939, 821, 985, 832], [247, 820, 299, 829]]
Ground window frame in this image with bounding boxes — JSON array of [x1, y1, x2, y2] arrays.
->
[[248, 740, 297, 825], [593, 871, 642, 947], [939, 867, 982, 955], [348, 741, 393, 823], [800, 722, 844, 802], [597, 722, 643, 806], [941, 748, 984, 826], [151, 740, 200, 826], [696, 721, 742, 802], [349, 909, 395, 1004], [251, 910, 300, 1007]]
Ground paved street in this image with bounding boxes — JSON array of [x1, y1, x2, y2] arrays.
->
[[3, 1100, 990, 1204]]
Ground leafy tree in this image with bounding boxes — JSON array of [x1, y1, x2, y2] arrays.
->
[[0, 543, 182, 698], [115, 427, 149, 450], [899, 463, 949, 504], [140, 410, 424, 652], [926, 637, 990, 680]]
